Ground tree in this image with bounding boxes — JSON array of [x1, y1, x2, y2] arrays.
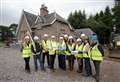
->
[[9, 23, 18, 36], [67, 10, 87, 29], [112, 1, 120, 32], [0, 25, 12, 41]]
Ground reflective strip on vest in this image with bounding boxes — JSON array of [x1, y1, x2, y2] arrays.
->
[[22, 43, 32, 58], [90, 44, 103, 61], [42, 40, 49, 52], [82, 44, 90, 58], [49, 40, 57, 55], [65, 43, 75, 56], [75, 44, 83, 58], [59, 41, 66, 55]]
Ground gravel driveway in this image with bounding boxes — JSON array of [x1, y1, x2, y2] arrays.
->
[[0, 45, 120, 82]]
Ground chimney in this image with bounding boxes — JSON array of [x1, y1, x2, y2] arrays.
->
[[40, 4, 49, 16]]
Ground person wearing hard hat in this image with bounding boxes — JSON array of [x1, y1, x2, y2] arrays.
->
[[41, 34, 50, 70], [57, 36, 66, 70], [31, 36, 43, 72], [80, 33, 88, 42], [49, 35, 57, 72], [64, 34, 68, 43], [89, 35, 104, 82], [74, 38, 84, 73], [82, 35, 92, 77], [65, 36, 75, 71], [21, 35, 32, 73]]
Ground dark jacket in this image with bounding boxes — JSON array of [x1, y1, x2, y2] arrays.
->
[[31, 41, 43, 54]]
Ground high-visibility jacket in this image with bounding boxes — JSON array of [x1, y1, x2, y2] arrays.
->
[[22, 43, 32, 58], [42, 40, 49, 52], [75, 43, 84, 58], [82, 43, 90, 58], [89, 44, 103, 61], [58, 41, 66, 55], [65, 43, 75, 56], [49, 40, 57, 55]]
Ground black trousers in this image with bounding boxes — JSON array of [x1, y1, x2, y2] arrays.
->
[[24, 57, 30, 72], [93, 61, 101, 82], [41, 52, 50, 69], [84, 58, 92, 76], [33, 54, 41, 70], [49, 55, 56, 69], [67, 55, 75, 71], [77, 58, 83, 72], [58, 54, 66, 70]]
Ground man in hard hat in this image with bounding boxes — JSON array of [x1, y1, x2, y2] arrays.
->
[[57, 36, 66, 70], [89, 35, 104, 82], [21, 35, 32, 73], [31, 36, 43, 72], [49, 35, 57, 72], [41, 34, 50, 70], [74, 38, 84, 73]]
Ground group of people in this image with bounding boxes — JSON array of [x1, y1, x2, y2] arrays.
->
[[20, 33, 104, 82]]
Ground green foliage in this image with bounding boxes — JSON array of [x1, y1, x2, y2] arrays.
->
[[67, 10, 87, 29], [67, 6, 114, 44], [112, 2, 120, 32], [0, 23, 18, 41], [9, 23, 18, 36]]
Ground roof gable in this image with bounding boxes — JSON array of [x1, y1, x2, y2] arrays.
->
[[23, 11, 37, 27], [22, 10, 73, 30]]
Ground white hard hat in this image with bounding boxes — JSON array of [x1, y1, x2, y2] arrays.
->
[[68, 36, 73, 39], [59, 37, 63, 40], [34, 36, 39, 40], [51, 35, 55, 38], [64, 34, 68, 38], [76, 38, 82, 42], [24, 36, 30, 39], [44, 34, 48, 37], [81, 34, 86, 37]]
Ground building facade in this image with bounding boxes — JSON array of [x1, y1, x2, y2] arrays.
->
[[16, 4, 74, 41]]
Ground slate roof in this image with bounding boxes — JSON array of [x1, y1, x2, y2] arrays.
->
[[75, 28, 95, 36], [23, 11, 37, 27], [23, 11, 69, 28]]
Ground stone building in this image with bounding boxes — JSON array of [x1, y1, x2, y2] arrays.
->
[[16, 4, 74, 41]]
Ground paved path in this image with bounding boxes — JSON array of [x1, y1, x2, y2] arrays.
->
[[0, 45, 120, 82]]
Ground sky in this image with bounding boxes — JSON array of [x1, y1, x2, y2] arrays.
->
[[0, 0, 115, 26]]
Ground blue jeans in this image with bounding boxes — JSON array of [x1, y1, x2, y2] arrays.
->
[[33, 54, 42, 70], [58, 54, 66, 70]]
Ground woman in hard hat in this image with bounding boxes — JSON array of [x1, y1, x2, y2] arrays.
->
[[75, 38, 84, 73], [21, 36, 32, 73], [65, 36, 75, 71], [82, 35, 92, 77]]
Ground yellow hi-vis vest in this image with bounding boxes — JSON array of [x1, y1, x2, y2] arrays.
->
[[75, 43, 84, 58], [49, 40, 57, 55], [42, 40, 49, 52], [22, 43, 32, 58], [89, 44, 103, 61], [58, 41, 65, 55], [82, 43, 90, 58], [65, 43, 75, 56]]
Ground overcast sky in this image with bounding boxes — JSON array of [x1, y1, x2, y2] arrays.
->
[[0, 0, 115, 26]]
